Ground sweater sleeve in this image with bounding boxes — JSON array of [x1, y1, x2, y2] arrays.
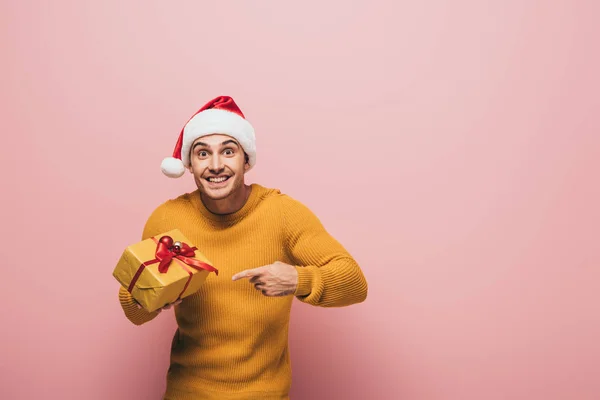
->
[[117, 203, 167, 325], [282, 195, 368, 307], [118, 286, 161, 325]]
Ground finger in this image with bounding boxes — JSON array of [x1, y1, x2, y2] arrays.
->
[[264, 289, 291, 297], [261, 290, 282, 297], [250, 277, 264, 286], [232, 268, 263, 281], [232, 269, 262, 281], [162, 299, 182, 310]]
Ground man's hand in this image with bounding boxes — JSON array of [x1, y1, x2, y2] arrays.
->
[[135, 299, 182, 313], [232, 261, 298, 297]]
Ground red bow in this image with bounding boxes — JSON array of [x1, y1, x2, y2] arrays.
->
[[155, 238, 218, 275]]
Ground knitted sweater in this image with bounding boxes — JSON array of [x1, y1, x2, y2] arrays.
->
[[118, 183, 368, 399]]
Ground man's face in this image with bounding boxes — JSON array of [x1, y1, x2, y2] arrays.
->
[[188, 134, 249, 200]]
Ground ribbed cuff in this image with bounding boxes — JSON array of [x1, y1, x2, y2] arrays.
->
[[294, 266, 313, 297], [118, 286, 160, 325]]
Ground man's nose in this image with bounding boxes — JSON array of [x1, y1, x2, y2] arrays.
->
[[210, 154, 224, 171]]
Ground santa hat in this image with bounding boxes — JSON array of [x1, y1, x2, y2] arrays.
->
[[161, 96, 256, 178]]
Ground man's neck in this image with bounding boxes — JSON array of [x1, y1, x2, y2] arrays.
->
[[200, 184, 252, 215]]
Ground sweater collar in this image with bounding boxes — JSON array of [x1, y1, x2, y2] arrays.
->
[[189, 183, 265, 222]]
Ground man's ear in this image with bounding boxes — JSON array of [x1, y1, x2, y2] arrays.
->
[[243, 152, 250, 171]]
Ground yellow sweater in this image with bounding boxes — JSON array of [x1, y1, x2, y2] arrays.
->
[[118, 183, 368, 399]]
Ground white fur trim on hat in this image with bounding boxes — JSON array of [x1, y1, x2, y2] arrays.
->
[[180, 108, 256, 169]]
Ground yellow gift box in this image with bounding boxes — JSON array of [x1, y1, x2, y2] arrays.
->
[[113, 229, 218, 312]]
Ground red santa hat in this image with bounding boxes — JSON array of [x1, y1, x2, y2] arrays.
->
[[161, 96, 256, 178]]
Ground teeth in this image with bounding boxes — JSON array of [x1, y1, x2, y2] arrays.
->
[[208, 176, 228, 183]]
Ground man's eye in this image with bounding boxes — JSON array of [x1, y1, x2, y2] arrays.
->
[[199, 151, 208, 157]]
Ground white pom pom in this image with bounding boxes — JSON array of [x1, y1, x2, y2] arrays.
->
[[161, 157, 186, 178]]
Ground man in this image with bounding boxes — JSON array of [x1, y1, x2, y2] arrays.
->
[[118, 95, 368, 399]]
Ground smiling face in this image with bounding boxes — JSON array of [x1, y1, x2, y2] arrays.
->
[[188, 134, 250, 200]]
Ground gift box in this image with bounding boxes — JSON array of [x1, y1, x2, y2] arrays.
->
[[113, 229, 218, 312]]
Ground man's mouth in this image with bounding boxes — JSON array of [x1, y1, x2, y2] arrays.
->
[[205, 175, 230, 183]]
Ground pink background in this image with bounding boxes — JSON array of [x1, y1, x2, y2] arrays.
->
[[1, 1, 599, 399]]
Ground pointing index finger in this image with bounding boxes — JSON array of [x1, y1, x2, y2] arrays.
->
[[232, 268, 263, 281]]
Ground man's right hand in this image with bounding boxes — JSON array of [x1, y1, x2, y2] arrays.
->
[[135, 299, 182, 313]]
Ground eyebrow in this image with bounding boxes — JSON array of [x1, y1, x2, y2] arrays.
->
[[192, 139, 240, 150]]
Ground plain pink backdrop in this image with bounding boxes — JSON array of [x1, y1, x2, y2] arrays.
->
[[1, 1, 599, 399]]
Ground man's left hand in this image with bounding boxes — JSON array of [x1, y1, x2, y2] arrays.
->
[[232, 261, 298, 297]]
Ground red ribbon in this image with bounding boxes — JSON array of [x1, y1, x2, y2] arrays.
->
[[154, 239, 217, 275], [127, 235, 218, 301]]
